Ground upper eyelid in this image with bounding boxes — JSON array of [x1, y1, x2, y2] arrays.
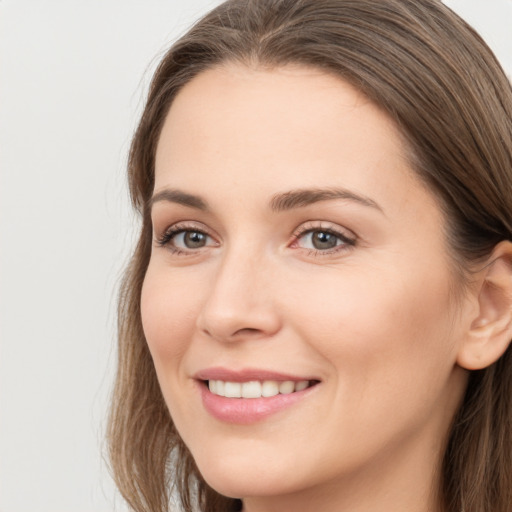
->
[[292, 221, 356, 238], [153, 219, 358, 250], [157, 220, 214, 237], [153, 221, 217, 248]]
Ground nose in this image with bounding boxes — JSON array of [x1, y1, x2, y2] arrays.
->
[[196, 249, 282, 343]]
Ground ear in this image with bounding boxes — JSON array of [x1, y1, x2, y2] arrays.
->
[[457, 241, 512, 371]]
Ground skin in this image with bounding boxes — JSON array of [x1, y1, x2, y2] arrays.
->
[[141, 64, 476, 512]]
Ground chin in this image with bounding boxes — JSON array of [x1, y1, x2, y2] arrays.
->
[[196, 455, 300, 499]]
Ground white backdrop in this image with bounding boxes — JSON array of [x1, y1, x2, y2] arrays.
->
[[0, 1, 510, 511]]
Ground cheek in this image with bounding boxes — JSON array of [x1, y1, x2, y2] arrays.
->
[[140, 265, 200, 368], [286, 260, 459, 398], [279, 265, 463, 466]]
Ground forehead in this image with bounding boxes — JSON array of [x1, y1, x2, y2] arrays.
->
[[154, 63, 431, 216]]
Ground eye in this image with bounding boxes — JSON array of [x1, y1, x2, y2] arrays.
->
[[155, 223, 218, 254], [299, 231, 342, 250], [292, 223, 356, 255], [173, 230, 210, 249]]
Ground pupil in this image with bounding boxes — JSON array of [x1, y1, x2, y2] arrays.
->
[[312, 231, 337, 250], [184, 231, 206, 248]]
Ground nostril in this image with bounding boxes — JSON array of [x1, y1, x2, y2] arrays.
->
[[233, 327, 261, 336]]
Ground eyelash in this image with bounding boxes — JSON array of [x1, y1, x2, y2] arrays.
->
[[155, 222, 215, 255], [290, 223, 357, 256], [155, 222, 356, 257]]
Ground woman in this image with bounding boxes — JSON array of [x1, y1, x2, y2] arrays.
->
[[107, 1, 512, 511]]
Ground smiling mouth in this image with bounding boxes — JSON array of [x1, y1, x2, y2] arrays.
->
[[206, 379, 318, 398]]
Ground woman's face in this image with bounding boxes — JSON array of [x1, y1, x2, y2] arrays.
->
[[142, 65, 470, 508]]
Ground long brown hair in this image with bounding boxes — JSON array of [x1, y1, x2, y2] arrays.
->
[[107, 1, 512, 511]]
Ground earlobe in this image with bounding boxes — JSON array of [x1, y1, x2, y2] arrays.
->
[[457, 241, 512, 371]]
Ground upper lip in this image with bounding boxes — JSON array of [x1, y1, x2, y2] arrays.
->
[[194, 367, 319, 383]]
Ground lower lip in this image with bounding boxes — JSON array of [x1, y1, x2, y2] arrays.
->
[[198, 381, 318, 424]]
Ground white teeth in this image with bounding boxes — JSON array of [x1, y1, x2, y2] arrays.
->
[[279, 381, 295, 394], [262, 381, 279, 397], [224, 381, 242, 398], [295, 380, 309, 391], [241, 381, 262, 398], [208, 379, 312, 398]]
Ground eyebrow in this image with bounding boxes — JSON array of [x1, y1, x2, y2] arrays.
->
[[150, 188, 209, 211], [150, 187, 383, 214], [269, 188, 384, 213]]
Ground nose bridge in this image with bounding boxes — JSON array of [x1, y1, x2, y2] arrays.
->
[[197, 240, 280, 341]]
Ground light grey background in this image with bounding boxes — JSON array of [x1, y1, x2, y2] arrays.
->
[[1, 1, 510, 511]]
